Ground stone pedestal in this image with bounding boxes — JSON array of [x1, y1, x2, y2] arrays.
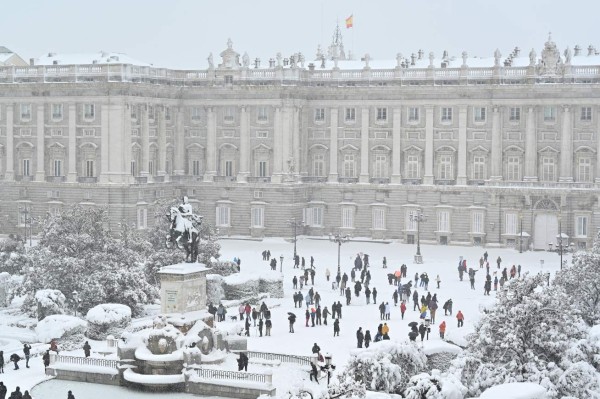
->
[[414, 255, 423, 264], [157, 262, 211, 314]]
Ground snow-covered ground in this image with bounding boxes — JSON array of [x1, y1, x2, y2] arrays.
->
[[0, 238, 570, 398]]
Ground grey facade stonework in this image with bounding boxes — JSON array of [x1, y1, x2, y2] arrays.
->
[[1, 37, 599, 249]]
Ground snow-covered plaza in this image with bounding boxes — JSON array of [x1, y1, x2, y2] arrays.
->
[[0, 237, 575, 398]]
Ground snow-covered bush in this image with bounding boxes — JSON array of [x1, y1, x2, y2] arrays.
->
[[556, 362, 600, 399], [340, 341, 427, 394], [36, 314, 87, 347], [0, 237, 28, 275], [403, 373, 443, 399], [206, 274, 225, 304], [258, 274, 284, 298], [224, 274, 260, 299], [86, 303, 132, 340], [35, 289, 66, 320], [208, 260, 238, 276]]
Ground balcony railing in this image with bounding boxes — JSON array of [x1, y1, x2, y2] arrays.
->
[[301, 176, 327, 183], [369, 177, 390, 184], [16, 175, 33, 182], [45, 176, 65, 183], [338, 177, 359, 184], [402, 178, 422, 185], [134, 176, 148, 184], [247, 177, 271, 183], [214, 176, 237, 183], [77, 177, 97, 184], [435, 179, 456, 185]]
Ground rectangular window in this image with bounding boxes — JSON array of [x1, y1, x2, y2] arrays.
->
[[507, 156, 521, 181], [578, 158, 592, 182], [192, 160, 201, 176], [505, 213, 518, 235], [509, 107, 521, 122], [216, 206, 230, 227], [253, 190, 263, 199], [257, 106, 268, 122], [345, 108, 356, 122], [149, 129, 157, 137], [257, 161, 268, 177], [303, 207, 323, 227], [577, 216, 588, 237], [473, 156, 486, 180], [148, 105, 155, 120], [314, 108, 325, 122], [343, 130, 358, 139], [20, 104, 31, 120], [256, 130, 269, 139], [313, 154, 325, 177], [52, 104, 63, 120], [20, 128, 31, 136], [51, 129, 63, 137], [438, 155, 452, 180], [581, 106, 592, 121], [406, 210, 417, 231], [474, 107, 486, 122], [374, 131, 389, 139], [341, 207, 354, 228], [85, 160, 94, 177], [222, 130, 234, 138], [408, 107, 419, 122], [131, 129, 139, 137], [191, 107, 201, 121], [225, 160, 233, 177], [407, 155, 419, 179], [22, 159, 30, 176], [131, 106, 138, 119], [441, 107, 453, 122], [343, 154, 355, 177], [438, 211, 450, 232], [372, 208, 385, 230], [224, 107, 235, 122], [84, 104, 95, 120], [165, 106, 171, 121], [53, 159, 62, 176], [544, 106, 555, 122], [373, 155, 387, 178], [541, 157, 555, 181], [137, 208, 147, 229], [148, 160, 155, 176], [472, 212, 484, 234], [131, 161, 136, 176], [376, 107, 387, 122], [251, 208, 264, 228], [83, 128, 95, 137]]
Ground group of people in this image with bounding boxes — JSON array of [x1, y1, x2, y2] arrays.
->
[[1, 344, 32, 372]]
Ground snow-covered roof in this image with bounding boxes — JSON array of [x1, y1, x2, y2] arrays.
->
[[35, 51, 152, 67]]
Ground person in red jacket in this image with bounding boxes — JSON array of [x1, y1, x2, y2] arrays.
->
[[456, 310, 464, 327], [439, 321, 446, 339], [400, 301, 407, 320]]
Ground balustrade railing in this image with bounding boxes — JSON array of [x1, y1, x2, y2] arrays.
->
[[241, 350, 312, 366], [194, 367, 270, 384], [55, 354, 118, 369]]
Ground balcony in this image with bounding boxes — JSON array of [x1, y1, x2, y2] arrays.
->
[[134, 176, 148, 184], [214, 176, 237, 183], [247, 177, 271, 183], [338, 177, 358, 184], [301, 176, 327, 183], [45, 176, 65, 183], [369, 177, 390, 184], [435, 179, 456, 186], [402, 178, 422, 185], [77, 177, 98, 184]]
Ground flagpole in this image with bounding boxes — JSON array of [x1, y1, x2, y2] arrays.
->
[[352, 13, 355, 60]]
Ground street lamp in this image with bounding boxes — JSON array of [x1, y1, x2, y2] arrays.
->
[[280, 255, 284, 273], [409, 212, 427, 264], [18, 206, 32, 247], [519, 213, 523, 254], [72, 291, 80, 318], [287, 217, 304, 260], [558, 215, 563, 270], [329, 232, 350, 274]]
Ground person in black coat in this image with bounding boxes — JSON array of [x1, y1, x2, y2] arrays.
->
[[22, 344, 31, 368], [9, 353, 20, 370], [244, 317, 250, 336], [0, 350, 4, 373], [10, 387, 22, 399], [258, 319, 264, 337], [311, 343, 321, 354], [356, 327, 364, 348], [333, 319, 340, 336], [237, 352, 248, 372], [83, 341, 91, 358], [0, 382, 7, 399], [372, 287, 378, 304], [22, 390, 32, 399], [288, 314, 296, 333], [364, 330, 372, 348], [309, 362, 319, 383], [322, 306, 330, 325], [42, 350, 50, 369]]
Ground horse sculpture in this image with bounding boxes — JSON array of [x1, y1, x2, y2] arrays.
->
[[165, 206, 202, 263]]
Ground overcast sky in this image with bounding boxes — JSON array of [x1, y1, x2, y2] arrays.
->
[[1, 0, 599, 69]]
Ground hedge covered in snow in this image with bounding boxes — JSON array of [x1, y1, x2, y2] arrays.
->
[[35, 289, 66, 321], [35, 314, 87, 347], [86, 303, 132, 340]]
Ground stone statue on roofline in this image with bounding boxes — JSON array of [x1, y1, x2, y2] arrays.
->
[[242, 52, 250, 68], [529, 48, 536, 66], [207, 53, 214, 69], [494, 49, 502, 66]]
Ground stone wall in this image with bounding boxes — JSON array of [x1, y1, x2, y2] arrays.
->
[[187, 380, 275, 399]]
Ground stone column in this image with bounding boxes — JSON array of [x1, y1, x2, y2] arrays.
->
[[596, 108, 600, 183], [140, 105, 149, 178], [282, 105, 292, 176], [173, 107, 185, 176], [559, 106, 573, 182], [524, 106, 537, 181], [391, 107, 402, 183], [157, 106, 167, 177], [67, 103, 77, 182], [272, 107, 283, 183], [293, 106, 301, 178], [107, 103, 126, 183], [490, 107, 503, 180], [100, 104, 110, 183], [423, 105, 434, 184], [359, 107, 370, 183], [457, 105, 468, 185], [204, 107, 216, 182], [122, 103, 132, 184], [5, 105, 14, 180], [328, 107, 339, 183], [35, 104, 45, 181], [237, 106, 249, 182]]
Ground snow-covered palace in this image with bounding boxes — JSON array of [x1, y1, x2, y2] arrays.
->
[[1, 33, 600, 250]]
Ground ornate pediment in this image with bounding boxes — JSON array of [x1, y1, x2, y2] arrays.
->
[[219, 38, 240, 69], [537, 33, 564, 76]]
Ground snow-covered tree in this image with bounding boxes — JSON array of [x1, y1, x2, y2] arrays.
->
[[0, 237, 28, 275], [19, 206, 157, 317], [554, 231, 600, 325], [403, 373, 443, 399], [448, 272, 599, 398], [339, 341, 427, 394]]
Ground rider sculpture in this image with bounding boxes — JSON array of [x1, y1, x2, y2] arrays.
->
[[166, 196, 202, 262]]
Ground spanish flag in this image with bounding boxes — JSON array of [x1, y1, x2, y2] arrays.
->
[[345, 15, 353, 29]]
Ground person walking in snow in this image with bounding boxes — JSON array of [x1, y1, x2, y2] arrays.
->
[[83, 341, 91, 358], [42, 350, 50, 370], [322, 306, 329, 325], [9, 353, 20, 370], [456, 310, 464, 327], [378, 302, 385, 320], [0, 351, 4, 374], [365, 286, 371, 304], [258, 318, 264, 337], [244, 317, 250, 336], [316, 306, 322, 325], [384, 302, 391, 320], [497, 256, 502, 269], [392, 290, 399, 306], [439, 321, 446, 339], [345, 287, 352, 305], [517, 264, 522, 278], [412, 290, 419, 311], [305, 309, 310, 327], [364, 330, 372, 348], [22, 344, 31, 368], [333, 318, 340, 337], [265, 318, 272, 336], [356, 327, 364, 348], [288, 313, 296, 333], [22, 391, 32, 399], [382, 256, 387, 268], [0, 382, 6, 399], [372, 287, 377, 304], [436, 274, 441, 289], [325, 268, 330, 281]]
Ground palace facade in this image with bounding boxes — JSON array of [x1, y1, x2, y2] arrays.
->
[[1, 35, 599, 251]]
